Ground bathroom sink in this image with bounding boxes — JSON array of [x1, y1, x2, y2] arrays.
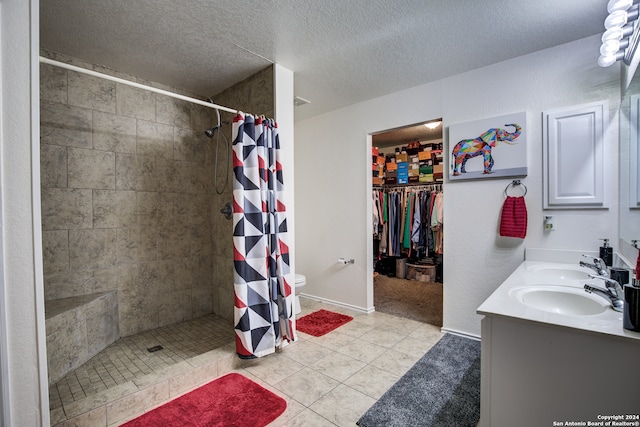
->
[[525, 264, 591, 281], [510, 285, 609, 316]]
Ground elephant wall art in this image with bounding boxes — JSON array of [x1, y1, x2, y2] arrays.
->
[[448, 112, 527, 180]]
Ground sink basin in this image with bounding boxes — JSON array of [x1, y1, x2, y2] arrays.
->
[[510, 285, 609, 316], [525, 264, 591, 281]]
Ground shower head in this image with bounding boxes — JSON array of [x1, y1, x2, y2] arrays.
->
[[204, 121, 231, 138], [204, 126, 218, 138]]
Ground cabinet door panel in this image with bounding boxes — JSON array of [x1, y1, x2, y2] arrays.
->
[[543, 101, 607, 208]]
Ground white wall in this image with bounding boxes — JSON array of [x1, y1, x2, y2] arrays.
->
[[273, 64, 295, 278], [1, 0, 49, 425], [295, 35, 621, 337], [274, 64, 297, 297]]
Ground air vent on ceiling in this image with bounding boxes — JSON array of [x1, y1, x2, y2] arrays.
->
[[294, 96, 311, 107]]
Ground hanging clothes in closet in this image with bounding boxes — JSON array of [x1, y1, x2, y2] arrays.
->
[[372, 186, 443, 260]]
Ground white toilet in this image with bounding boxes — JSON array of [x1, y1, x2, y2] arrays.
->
[[294, 274, 306, 315]]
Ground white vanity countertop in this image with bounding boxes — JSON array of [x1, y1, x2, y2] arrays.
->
[[477, 259, 640, 341]]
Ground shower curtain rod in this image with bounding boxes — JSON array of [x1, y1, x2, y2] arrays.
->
[[39, 56, 238, 114]]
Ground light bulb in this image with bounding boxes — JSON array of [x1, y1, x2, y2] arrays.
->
[[608, 0, 633, 13], [602, 27, 624, 42], [598, 54, 618, 67], [601, 40, 619, 55], [605, 10, 628, 28], [424, 122, 441, 130], [600, 38, 629, 55]]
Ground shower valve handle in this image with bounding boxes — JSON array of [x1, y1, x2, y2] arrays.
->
[[220, 202, 232, 220]]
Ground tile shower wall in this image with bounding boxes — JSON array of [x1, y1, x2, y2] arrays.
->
[[40, 52, 219, 337], [40, 53, 279, 417]]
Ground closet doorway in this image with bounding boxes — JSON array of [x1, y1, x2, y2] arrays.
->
[[370, 119, 444, 327]]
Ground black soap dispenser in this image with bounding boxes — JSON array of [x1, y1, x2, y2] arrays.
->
[[624, 278, 640, 332], [599, 238, 613, 267]]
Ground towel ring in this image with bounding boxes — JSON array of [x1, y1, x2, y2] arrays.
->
[[504, 180, 527, 197]]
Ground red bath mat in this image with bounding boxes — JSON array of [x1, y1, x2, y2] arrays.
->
[[121, 373, 286, 427], [297, 309, 353, 336]]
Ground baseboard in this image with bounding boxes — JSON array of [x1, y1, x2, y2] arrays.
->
[[441, 327, 481, 341], [299, 293, 374, 314]]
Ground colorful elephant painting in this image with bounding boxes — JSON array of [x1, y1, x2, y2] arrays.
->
[[451, 124, 522, 176]]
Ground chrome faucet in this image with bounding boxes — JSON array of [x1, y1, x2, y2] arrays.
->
[[583, 274, 624, 312], [579, 255, 609, 277]]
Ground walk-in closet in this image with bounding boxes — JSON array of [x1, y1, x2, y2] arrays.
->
[[371, 119, 444, 326]]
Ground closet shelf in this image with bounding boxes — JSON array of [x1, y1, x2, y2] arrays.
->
[[373, 142, 444, 186], [374, 183, 443, 191]]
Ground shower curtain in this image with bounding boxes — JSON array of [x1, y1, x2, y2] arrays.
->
[[232, 112, 296, 358]]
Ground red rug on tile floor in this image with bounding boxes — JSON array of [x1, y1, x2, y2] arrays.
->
[[121, 373, 286, 427], [296, 309, 353, 337]]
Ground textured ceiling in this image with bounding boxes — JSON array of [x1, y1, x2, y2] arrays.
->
[[40, 0, 609, 121]]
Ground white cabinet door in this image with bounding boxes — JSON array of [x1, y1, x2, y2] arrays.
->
[[543, 101, 607, 209]]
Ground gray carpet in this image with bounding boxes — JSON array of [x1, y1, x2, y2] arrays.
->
[[357, 333, 481, 427]]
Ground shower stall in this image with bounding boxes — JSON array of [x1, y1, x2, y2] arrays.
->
[[40, 50, 276, 424]]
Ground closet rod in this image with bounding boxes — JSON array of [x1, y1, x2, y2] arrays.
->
[[39, 56, 238, 114]]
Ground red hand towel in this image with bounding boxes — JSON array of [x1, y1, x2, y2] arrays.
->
[[499, 196, 527, 238]]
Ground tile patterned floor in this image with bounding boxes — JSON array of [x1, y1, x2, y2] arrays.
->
[[254, 298, 444, 426], [49, 297, 445, 426]]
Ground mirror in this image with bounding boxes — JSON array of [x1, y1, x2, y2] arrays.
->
[[620, 71, 640, 250]]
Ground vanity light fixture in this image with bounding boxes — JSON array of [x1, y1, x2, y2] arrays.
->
[[599, 0, 640, 67], [424, 121, 441, 130]]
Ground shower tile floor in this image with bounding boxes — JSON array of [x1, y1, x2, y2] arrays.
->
[[50, 298, 448, 426], [49, 314, 234, 410]]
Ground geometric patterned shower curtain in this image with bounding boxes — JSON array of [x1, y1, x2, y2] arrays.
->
[[232, 112, 296, 359]]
